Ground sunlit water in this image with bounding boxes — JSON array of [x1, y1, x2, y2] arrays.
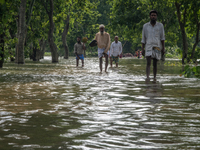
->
[[0, 56, 200, 150]]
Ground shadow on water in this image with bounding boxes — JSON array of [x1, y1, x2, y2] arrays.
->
[[0, 56, 200, 149]]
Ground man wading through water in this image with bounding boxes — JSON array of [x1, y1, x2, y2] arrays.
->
[[95, 24, 110, 73], [110, 36, 122, 68], [141, 10, 165, 79], [74, 37, 85, 67]]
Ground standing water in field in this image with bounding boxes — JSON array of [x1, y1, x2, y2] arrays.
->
[[0, 57, 200, 149]]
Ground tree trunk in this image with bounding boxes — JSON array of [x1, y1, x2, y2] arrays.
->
[[190, 24, 200, 61], [32, 47, 40, 61], [16, 0, 27, 64], [175, 2, 188, 64], [62, 14, 70, 59], [46, 0, 58, 63], [42, 40, 46, 59], [190, 7, 200, 61], [0, 33, 5, 68], [39, 38, 46, 59]]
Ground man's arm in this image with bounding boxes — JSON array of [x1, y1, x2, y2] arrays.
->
[[95, 33, 98, 45], [161, 40, 165, 55], [110, 43, 113, 56], [104, 34, 110, 53], [141, 25, 146, 56], [74, 44, 80, 59], [142, 43, 145, 56], [82, 43, 86, 50], [160, 24, 165, 55]]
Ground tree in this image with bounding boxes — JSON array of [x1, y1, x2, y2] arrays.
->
[[189, 0, 200, 61], [108, 0, 178, 54], [175, 1, 189, 64], [54, 0, 99, 57], [62, 14, 70, 59], [27, 0, 48, 61], [0, 0, 20, 68], [15, 0, 35, 64], [15, 0, 27, 64], [42, 0, 58, 63]]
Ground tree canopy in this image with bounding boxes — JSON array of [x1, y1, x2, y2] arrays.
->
[[0, 0, 199, 67]]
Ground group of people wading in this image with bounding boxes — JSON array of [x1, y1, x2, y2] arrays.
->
[[74, 10, 165, 80]]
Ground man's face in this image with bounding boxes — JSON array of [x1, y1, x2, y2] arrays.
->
[[114, 36, 118, 43], [77, 38, 81, 43], [99, 27, 105, 33], [150, 13, 157, 21]]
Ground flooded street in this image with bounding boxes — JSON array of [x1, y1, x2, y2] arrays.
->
[[0, 57, 200, 149]]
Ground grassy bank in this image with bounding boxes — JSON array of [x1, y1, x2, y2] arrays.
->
[[44, 52, 51, 56]]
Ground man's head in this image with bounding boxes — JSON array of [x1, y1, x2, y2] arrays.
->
[[114, 36, 118, 43], [99, 24, 105, 35], [77, 37, 81, 43], [149, 10, 158, 24]]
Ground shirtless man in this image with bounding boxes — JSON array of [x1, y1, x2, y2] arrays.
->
[[95, 24, 110, 73]]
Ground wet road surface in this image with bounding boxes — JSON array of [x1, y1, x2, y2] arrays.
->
[[0, 57, 200, 149]]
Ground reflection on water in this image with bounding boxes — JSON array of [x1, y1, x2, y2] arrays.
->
[[0, 57, 200, 149]]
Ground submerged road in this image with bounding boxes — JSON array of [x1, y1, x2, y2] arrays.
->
[[0, 57, 200, 149]]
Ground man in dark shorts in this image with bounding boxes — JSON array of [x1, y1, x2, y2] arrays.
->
[[74, 37, 85, 67]]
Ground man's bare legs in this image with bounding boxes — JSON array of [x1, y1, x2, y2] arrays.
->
[[153, 58, 157, 79], [76, 59, 84, 67], [99, 53, 108, 73], [110, 57, 113, 68], [116, 62, 118, 68], [99, 57, 103, 73], [146, 56, 151, 79], [146, 56, 158, 79], [81, 59, 84, 67], [76, 59, 79, 67], [104, 54, 108, 72]]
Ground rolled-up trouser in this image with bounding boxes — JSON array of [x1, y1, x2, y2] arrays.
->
[[111, 56, 119, 63]]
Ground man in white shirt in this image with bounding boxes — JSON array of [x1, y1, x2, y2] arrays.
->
[[110, 36, 122, 68], [141, 10, 165, 79]]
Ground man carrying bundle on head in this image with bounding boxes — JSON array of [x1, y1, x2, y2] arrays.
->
[[110, 36, 122, 68], [95, 24, 110, 73]]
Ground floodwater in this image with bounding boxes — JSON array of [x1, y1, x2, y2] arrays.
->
[[0, 56, 200, 150]]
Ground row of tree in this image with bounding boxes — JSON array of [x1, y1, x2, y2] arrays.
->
[[0, 0, 200, 68], [108, 0, 200, 64]]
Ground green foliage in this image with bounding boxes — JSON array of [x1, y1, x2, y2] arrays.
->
[[108, 0, 181, 54], [182, 65, 200, 78], [165, 46, 181, 59], [0, 0, 5, 4], [1, 0, 200, 68], [44, 52, 51, 56], [164, 61, 182, 67], [0, 0, 20, 63]]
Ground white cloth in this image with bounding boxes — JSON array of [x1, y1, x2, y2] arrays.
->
[[141, 21, 165, 59], [98, 48, 108, 58], [152, 47, 161, 60], [110, 41, 122, 57]]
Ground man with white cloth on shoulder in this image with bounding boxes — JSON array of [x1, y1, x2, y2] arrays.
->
[[141, 10, 165, 80], [110, 36, 122, 68], [95, 24, 110, 73]]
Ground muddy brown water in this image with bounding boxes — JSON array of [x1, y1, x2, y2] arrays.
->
[[0, 57, 200, 149]]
